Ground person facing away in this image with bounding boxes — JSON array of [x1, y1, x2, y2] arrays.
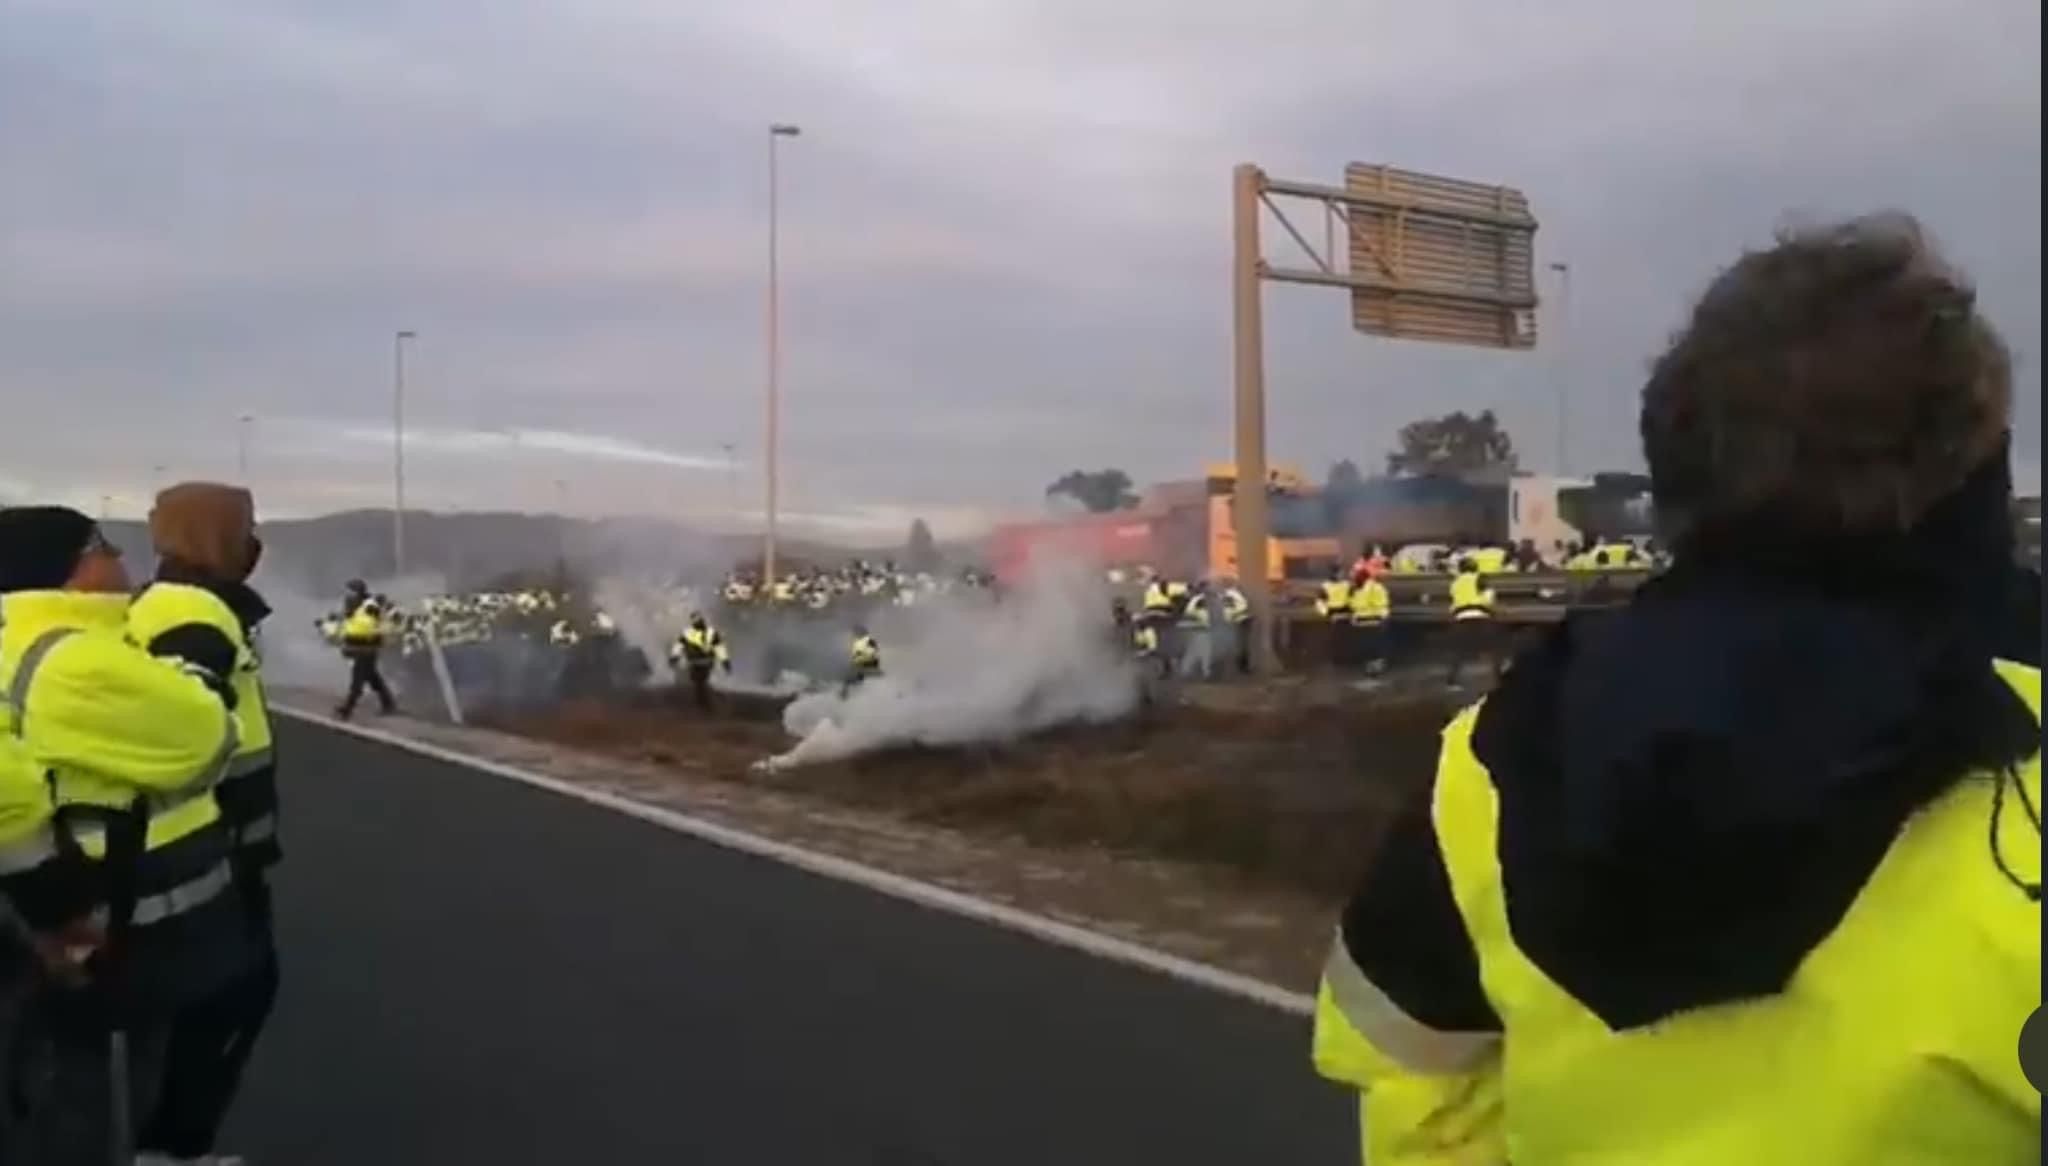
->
[[0, 506, 251, 1166], [125, 483, 281, 1165], [1311, 214, 2042, 1165]]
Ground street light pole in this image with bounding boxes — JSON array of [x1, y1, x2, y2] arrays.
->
[[1548, 262, 1573, 477], [764, 122, 801, 586], [393, 329, 417, 576]]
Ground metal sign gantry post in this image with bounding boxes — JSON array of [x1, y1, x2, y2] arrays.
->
[[1231, 161, 1540, 674]]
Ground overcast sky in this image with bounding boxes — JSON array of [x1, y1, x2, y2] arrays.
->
[[3, 0, 2039, 538]]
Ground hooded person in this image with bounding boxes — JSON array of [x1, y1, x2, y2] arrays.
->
[[125, 483, 280, 1164], [0, 505, 248, 1165], [1311, 215, 2042, 1165]]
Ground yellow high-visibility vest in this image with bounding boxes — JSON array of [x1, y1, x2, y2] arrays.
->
[[1348, 580, 1391, 625], [0, 590, 237, 927], [129, 581, 281, 864], [1314, 662, 2042, 1166], [1449, 573, 1495, 620]]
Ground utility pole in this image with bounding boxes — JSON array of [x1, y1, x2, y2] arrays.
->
[[1231, 164, 1279, 674], [764, 122, 801, 585], [393, 329, 417, 576], [1549, 261, 1573, 477]]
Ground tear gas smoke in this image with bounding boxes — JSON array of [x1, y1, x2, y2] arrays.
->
[[592, 575, 709, 685], [756, 559, 1138, 772], [251, 567, 451, 693]]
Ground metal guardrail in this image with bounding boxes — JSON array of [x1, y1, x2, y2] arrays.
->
[[1273, 569, 1654, 624]]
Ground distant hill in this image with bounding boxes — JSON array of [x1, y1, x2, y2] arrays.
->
[[98, 509, 982, 593]]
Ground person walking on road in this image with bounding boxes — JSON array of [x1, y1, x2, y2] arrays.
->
[[126, 483, 281, 1165], [1312, 215, 2042, 1165], [0, 506, 249, 1166], [334, 595, 395, 721]]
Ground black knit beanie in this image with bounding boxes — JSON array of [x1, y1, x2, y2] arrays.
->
[[0, 507, 98, 593]]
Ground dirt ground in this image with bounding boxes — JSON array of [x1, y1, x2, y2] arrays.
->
[[490, 684, 1453, 900], [435, 675, 1468, 990]]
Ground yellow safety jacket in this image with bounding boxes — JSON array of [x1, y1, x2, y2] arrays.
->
[[1314, 661, 2043, 1166], [1348, 579, 1392, 626], [1141, 584, 1175, 617], [0, 591, 238, 934], [1471, 547, 1509, 575], [1131, 625, 1160, 656], [0, 732, 80, 931], [851, 635, 881, 671], [129, 581, 281, 868], [1318, 580, 1354, 621], [672, 626, 728, 668], [1449, 573, 1495, 620], [340, 606, 385, 659]]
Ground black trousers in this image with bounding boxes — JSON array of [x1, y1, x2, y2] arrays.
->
[[1354, 621, 1389, 673], [12, 989, 172, 1166], [685, 664, 714, 711], [1445, 618, 1499, 686], [340, 654, 395, 717], [137, 876, 278, 1158]]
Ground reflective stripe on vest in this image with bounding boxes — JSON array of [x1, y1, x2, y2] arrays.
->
[[1319, 932, 1498, 1075], [240, 811, 279, 846], [7, 627, 79, 739], [223, 746, 276, 781], [130, 858, 233, 926]]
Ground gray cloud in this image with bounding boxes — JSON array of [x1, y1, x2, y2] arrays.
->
[[2, 0, 2039, 530]]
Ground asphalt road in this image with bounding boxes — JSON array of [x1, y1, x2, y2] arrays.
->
[[227, 719, 1354, 1165]]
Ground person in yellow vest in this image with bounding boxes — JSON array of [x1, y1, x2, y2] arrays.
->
[[669, 612, 730, 712], [1347, 571, 1392, 677], [1316, 568, 1354, 670], [124, 483, 280, 1164], [0, 506, 248, 1165], [1443, 557, 1497, 688], [1313, 215, 2041, 1166], [335, 594, 396, 720], [843, 626, 882, 696]]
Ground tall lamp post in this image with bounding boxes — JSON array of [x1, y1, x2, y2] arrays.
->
[[764, 122, 801, 586], [1548, 261, 1573, 477], [393, 329, 417, 576]]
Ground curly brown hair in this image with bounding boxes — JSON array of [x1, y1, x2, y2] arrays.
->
[[1640, 212, 2012, 546]]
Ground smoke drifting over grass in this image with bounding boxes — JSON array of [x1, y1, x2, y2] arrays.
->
[[759, 559, 1137, 771], [253, 567, 450, 692]]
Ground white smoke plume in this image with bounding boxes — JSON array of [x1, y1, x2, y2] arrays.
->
[[757, 558, 1137, 772], [592, 574, 708, 685], [251, 567, 451, 692]]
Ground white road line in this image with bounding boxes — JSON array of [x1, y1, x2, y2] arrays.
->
[[277, 706, 1318, 1019]]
